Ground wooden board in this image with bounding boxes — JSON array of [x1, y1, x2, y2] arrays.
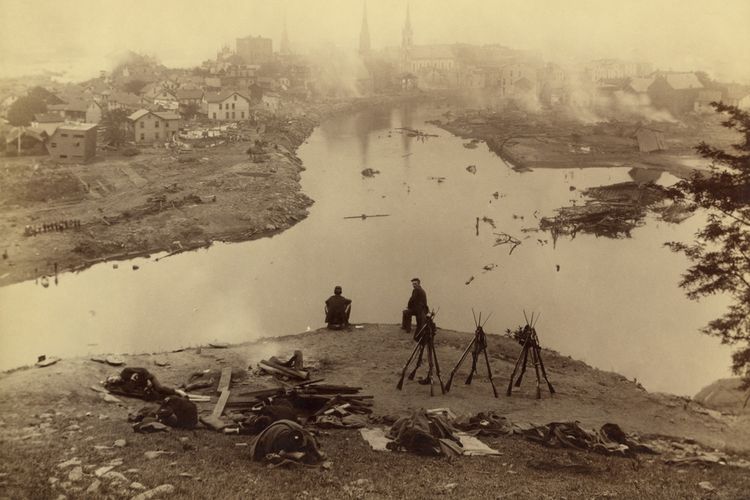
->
[[217, 367, 232, 393], [212, 389, 231, 418]]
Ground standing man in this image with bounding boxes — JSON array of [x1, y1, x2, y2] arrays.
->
[[325, 285, 352, 330], [402, 278, 428, 336]]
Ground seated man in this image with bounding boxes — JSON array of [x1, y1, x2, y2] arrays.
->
[[325, 285, 352, 330]]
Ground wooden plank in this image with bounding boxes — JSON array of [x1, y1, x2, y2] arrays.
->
[[259, 360, 309, 380], [217, 367, 232, 393], [212, 389, 231, 419]]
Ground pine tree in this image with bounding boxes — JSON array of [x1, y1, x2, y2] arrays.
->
[[667, 102, 750, 385]]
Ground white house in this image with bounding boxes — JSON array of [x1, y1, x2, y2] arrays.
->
[[204, 91, 251, 121]]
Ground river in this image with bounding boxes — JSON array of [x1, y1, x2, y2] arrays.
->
[[0, 102, 732, 396]]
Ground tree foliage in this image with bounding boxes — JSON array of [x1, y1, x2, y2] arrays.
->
[[7, 95, 47, 126], [667, 102, 750, 385], [123, 79, 148, 94], [180, 102, 200, 120], [101, 109, 131, 147]]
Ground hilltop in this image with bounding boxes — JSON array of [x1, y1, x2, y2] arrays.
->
[[1, 324, 749, 498]]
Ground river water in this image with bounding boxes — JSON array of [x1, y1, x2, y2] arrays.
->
[[0, 102, 732, 396]]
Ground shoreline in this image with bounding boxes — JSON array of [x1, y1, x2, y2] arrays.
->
[[0, 92, 429, 288]]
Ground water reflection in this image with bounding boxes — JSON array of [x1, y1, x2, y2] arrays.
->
[[0, 103, 732, 396]]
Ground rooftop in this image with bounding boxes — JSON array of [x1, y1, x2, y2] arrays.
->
[[56, 122, 98, 132], [204, 90, 251, 103]]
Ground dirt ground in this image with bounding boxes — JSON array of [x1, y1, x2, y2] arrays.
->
[[0, 124, 314, 288], [1, 324, 749, 499]]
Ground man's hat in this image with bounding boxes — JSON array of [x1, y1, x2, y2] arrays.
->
[[411, 277, 420, 283], [334, 285, 342, 293]]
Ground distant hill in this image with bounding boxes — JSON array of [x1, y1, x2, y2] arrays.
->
[[694, 377, 750, 413]]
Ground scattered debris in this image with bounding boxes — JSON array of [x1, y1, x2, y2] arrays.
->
[[131, 484, 175, 500], [343, 214, 390, 220], [143, 451, 175, 460], [465, 276, 474, 285], [106, 355, 125, 367], [427, 176, 446, 184], [493, 232, 521, 255], [540, 181, 687, 240], [466, 165, 477, 174], [35, 355, 60, 368], [361, 168, 380, 178]]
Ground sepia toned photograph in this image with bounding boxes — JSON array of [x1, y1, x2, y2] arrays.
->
[[1, 0, 749, 497]]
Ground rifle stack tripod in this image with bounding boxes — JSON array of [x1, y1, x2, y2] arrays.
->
[[396, 311, 445, 396], [445, 310, 499, 397], [395, 309, 555, 399], [506, 312, 555, 399]]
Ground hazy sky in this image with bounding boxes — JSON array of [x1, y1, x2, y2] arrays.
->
[[1, 0, 749, 82]]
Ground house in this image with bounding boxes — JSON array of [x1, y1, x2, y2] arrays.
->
[[47, 100, 87, 122], [694, 90, 723, 114], [175, 89, 204, 112], [5, 127, 48, 156], [633, 126, 666, 153], [107, 92, 143, 112], [151, 90, 179, 111], [128, 109, 181, 144], [721, 84, 750, 110], [46, 123, 97, 163], [495, 63, 538, 96], [260, 92, 281, 112], [32, 113, 65, 135], [204, 91, 251, 121], [625, 76, 656, 96], [647, 73, 703, 115]]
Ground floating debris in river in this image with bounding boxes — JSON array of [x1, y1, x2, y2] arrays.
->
[[493, 233, 522, 255], [465, 276, 474, 285], [343, 214, 390, 220], [482, 263, 497, 272], [428, 176, 446, 184], [466, 165, 477, 174], [361, 168, 380, 178]]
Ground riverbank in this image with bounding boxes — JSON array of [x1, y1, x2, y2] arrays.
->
[[0, 92, 429, 288], [1, 324, 749, 499]]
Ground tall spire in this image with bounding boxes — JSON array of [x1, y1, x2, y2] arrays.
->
[[402, 2, 413, 48], [280, 12, 290, 55], [359, 2, 371, 55]]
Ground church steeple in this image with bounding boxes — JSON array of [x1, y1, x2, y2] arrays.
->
[[359, 2, 371, 55], [402, 3, 413, 48]]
